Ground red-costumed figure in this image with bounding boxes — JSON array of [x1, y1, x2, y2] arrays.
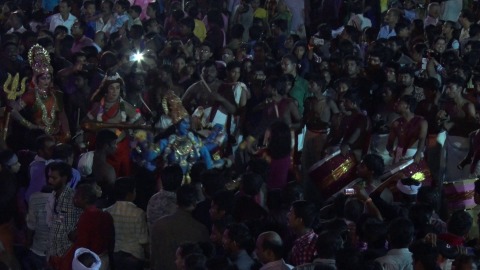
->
[[9, 44, 70, 142], [86, 73, 143, 177]]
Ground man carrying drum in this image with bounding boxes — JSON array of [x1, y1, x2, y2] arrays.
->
[[386, 95, 428, 165]]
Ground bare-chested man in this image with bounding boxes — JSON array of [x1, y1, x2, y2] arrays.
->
[[92, 129, 117, 205], [386, 95, 428, 165], [181, 60, 223, 115], [253, 75, 302, 141], [302, 76, 339, 170]]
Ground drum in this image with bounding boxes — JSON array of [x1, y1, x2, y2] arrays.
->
[[444, 179, 477, 211], [309, 150, 358, 198], [374, 159, 433, 202]]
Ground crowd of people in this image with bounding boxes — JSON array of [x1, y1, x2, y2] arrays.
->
[[1, 0, 480, 269]]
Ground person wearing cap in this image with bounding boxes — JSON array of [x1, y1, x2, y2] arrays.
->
[[438, 210, 473, 247]]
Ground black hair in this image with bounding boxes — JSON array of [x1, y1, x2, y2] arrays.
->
[[446, 76, 466, 89], [316, 231, 344, 259], [361, 154, 385, 176], [399, 95, 418, 112], [226, 61, 242, 71], [343, 90, 363, 108], [231, 24, 245, 40], [200, 169, 225, 197], [116, 0, 130, 11], [410, 241, 440, 270], [211, 190, 235, 215], [276, 74, 295, 96], [460, 9, 476, 23], [272, 19, 288, 32], [130, 5, 142, 14], [83, 0, 95, 8], [241, 172, 263, 196], [388, 217, 414, 248], [35, 135, 54, 152], [184, 253, 207, 270], [225, 223, 252, 249], [76, 183, 98, 204], [190, 162, 207, 184], [160, 164, 183, 191], [114, 177, 136, 201], [0, 150, 15, 169], [282, 54, 298, 65], [360, 218, 387, 248], [447, 210, 473, 237], [47, 161, 73, 180], [95, 129, 118, 150], [417, 186, 441, 213], [409, 204, 435, 238], [291, 200, 317, 228], [335, 248, 364, 270], [178, 242, 203, 258], [180, 16, 195, 32], [51, 143, 73, 161], [176, 184, 198, 208]]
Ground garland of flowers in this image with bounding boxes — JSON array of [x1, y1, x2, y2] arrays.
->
[[35, 89, 57, 127], [96, 97, 127, 122]]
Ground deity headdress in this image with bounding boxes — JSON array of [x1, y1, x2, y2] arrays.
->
[[28, 44, 52, 77], [90, 72, 125, 102], [162, 91, 189, 124]]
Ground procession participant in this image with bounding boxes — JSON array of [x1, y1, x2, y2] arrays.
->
[[438, 76, 477, 182], [386, 95, 428, 165], [9, 44, 71, 143], [85, 72, 143, 177]]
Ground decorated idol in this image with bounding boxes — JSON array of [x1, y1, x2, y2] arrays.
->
[[86, 72, 143, 176], [132, 91, 213, 175], [8, 44, 70, 142]]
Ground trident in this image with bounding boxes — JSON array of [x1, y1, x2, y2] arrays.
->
[[2, 73, 27, 141]]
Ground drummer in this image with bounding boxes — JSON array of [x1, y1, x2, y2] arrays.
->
[[337, 90, 371, 162], [355, 154, 393, 203], [386, 95, 428, 165]]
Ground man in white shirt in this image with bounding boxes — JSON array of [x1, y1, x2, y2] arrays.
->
[[375, 218, 414, 270], [255, 231, 293, 270], [49, 0, 77, 34]]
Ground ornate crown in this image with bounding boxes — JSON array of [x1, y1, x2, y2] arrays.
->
[[28, 44, 52, 75], [162, 91, 189, 124]]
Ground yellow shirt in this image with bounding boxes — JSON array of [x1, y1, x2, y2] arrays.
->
[[254, 8, 268, 19], [193, 19, 207, 42]]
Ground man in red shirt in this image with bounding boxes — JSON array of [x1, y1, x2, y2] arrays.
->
[[287, 200, 318, 266], [67, 183, 114, 270]]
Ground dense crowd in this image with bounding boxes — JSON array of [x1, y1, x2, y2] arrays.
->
[[1, 0, 480, 269]]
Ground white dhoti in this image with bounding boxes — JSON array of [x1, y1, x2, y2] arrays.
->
[[441, 135, 470, 182], [370, 133, 393, 166]]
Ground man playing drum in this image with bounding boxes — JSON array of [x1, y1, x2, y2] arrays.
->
[[386, 95, 428, 165]]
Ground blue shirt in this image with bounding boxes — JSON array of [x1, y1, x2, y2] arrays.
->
[[377, 25, 396, 40]]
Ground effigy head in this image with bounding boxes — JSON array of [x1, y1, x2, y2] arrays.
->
[[28, 44, 53, 85], [162, 90, 189, 125]]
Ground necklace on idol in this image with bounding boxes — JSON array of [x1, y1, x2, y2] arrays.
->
[[35, 89, 57, 133]]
